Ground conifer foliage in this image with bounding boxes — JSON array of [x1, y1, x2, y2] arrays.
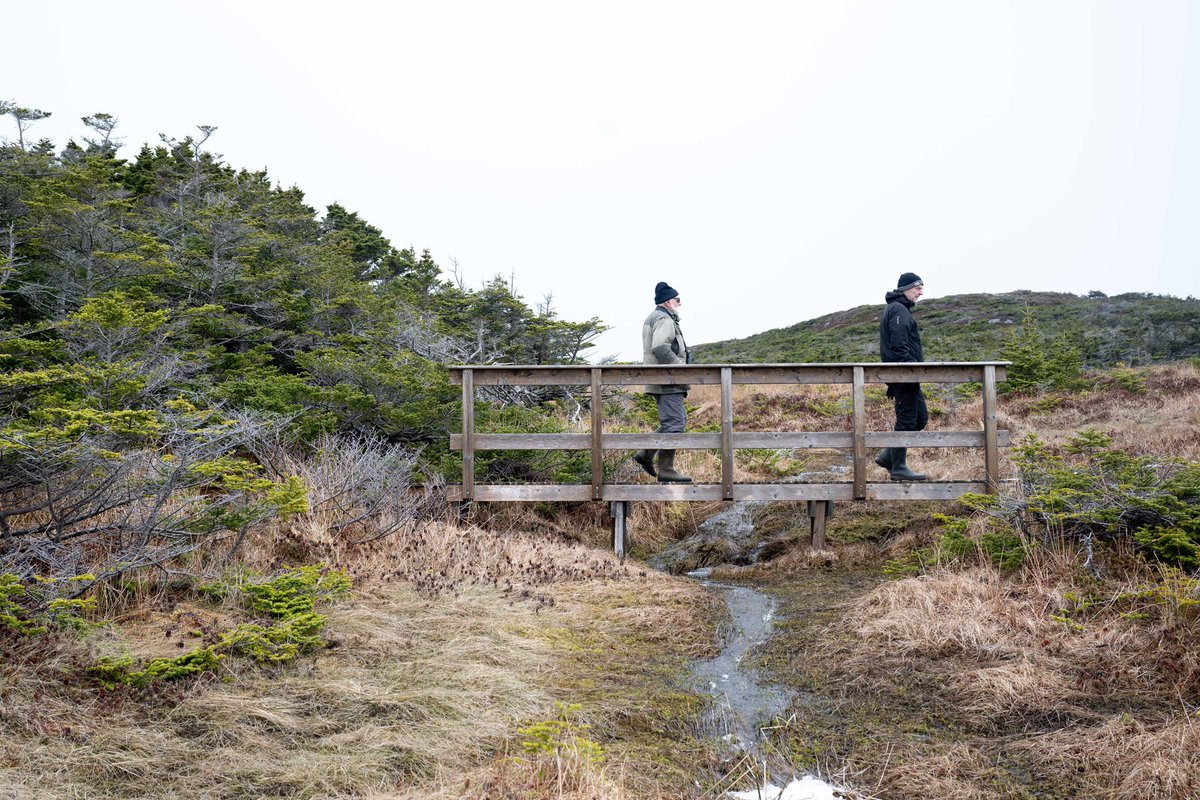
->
[[0, 106, 606, 594]]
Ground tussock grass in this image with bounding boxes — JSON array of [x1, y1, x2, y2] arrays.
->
[[2, 583, 554, 799], [2, 517, 718, 799], [1003, 361, 1200, 460], [844, 562, 1200, 712], [738, 363, 1200, 796], [1017, 712, 1200, 800]]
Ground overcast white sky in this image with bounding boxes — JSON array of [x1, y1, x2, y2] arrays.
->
[[7, 1, 1199, 360]]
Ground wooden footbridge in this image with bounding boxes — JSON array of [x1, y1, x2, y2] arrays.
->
[[447, 362, 1009, 556]]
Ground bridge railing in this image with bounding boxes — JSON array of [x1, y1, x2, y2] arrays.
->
[[447, 362, 1009, 504]]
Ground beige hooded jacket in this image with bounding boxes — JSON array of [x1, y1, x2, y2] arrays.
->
[[641, 305, 689, 395]]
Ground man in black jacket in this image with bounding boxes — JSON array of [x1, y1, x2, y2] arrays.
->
[[877, 273, 928, 481]]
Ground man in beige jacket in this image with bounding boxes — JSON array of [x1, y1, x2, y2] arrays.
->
[[634, 281, 692, 483]]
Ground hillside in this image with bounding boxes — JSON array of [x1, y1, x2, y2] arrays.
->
[[693, 290, 1200, 366]]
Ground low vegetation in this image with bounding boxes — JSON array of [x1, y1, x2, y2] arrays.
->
[[693, 289, 1200, 368], [728, 361, 1200, 799]]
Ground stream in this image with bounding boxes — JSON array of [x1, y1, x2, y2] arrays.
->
[[651, 501, 848, 799], [687, 567, 790, 752]]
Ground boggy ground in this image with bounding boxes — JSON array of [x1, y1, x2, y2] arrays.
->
[[721, 510, 1200, 798], [0, 520, 732, 800], [4, 363, 1198, 799], [692, 363, 1200, 798]]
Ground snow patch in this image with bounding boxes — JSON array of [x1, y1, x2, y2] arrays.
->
[[725, 775, 846, 800]]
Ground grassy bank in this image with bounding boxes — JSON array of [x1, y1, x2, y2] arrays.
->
[[1, 521, 724, 799]]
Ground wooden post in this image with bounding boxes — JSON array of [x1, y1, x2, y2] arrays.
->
[[808, 500, 828, 550], [721, 366, 734, 500], [983, 364, 999, 492], [462, 368, 475, 500], [852, 366, 866, 500], [610, 500, 628, 558], [591, 368, 603, 500]]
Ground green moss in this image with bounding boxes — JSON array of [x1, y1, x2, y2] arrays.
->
[[91, 565, 350, 689]]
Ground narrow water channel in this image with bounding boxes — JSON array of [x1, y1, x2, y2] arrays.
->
[[653, 501, 849, 799], [687, 566, 789, 754]]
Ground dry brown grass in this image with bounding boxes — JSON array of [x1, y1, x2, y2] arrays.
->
[[1002, 361, 1200, 460], [808, 559, 1200, 796], [844, 562, 1200, 710], [2, 583, 555, 799], [1015, 712, 1200, 800], [0, 517, 718, 799]]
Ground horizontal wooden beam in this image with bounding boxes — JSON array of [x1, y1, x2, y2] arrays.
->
[[863, 430, 1011, 447], [867, 481, 989, 500], [448, 362, 1009, 386], [448, 484, 595, 501], [445, 481, 991, 502], [450, 430, 1009, 451], [730, 431, 852, 449]]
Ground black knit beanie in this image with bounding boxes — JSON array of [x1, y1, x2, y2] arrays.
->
[[654, 281, 679, 304], [897, 273, 924, 291]]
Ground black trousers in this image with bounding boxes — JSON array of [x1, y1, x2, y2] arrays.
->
[[889, 383, 928, 432]]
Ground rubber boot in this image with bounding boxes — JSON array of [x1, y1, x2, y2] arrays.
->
[[888, 448, 927, 482], [656, 449, 692, 483], [874, 448, 894, 471], [632, 449, 657, 478]]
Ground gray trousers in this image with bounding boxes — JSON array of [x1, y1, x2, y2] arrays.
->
[[654, 393, 687, 434]]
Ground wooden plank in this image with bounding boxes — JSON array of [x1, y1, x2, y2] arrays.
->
[[447, 366, 722, 386], [866, 365, 998, 384], [446, 484, 595, 502], [731, 432, 854, 448], [862, 430, 1011, 448], [450, 433, 592, 450], [867, 481, 989, 500], [730, 366, 855, 384], [983, 364, 999, 493], [462, 368, 474, 500], [607, 483, 853, 501], [591, 368, 603, 500], [601, 433, 720, 449], [446, 362, 1010, 386], [732, 484, 854, 501], [603, 484, 726, 501], [852, 366, 866, 500], [445, 481, 992, 502], [451, 433, 721, 450], [721, 367, 734, 500], [450, 429, 1012, 451]]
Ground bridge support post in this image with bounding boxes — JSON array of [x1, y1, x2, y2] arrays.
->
[[808, 500, 832, 550], [610, 501, 629, 559]]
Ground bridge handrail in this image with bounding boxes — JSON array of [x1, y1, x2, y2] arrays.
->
[[447, 361, 1009, 503]]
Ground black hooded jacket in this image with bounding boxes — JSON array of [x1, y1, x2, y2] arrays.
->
[[879, 290, 923, 363]]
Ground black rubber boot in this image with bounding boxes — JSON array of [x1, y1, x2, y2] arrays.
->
[[874, 448, 894, 471], [632, 449, 657, 477], [656, 450, 692, 483], [888, 448, 927, 481]]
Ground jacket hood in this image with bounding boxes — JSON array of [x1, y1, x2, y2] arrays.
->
[[884, 289, 914, 307]]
